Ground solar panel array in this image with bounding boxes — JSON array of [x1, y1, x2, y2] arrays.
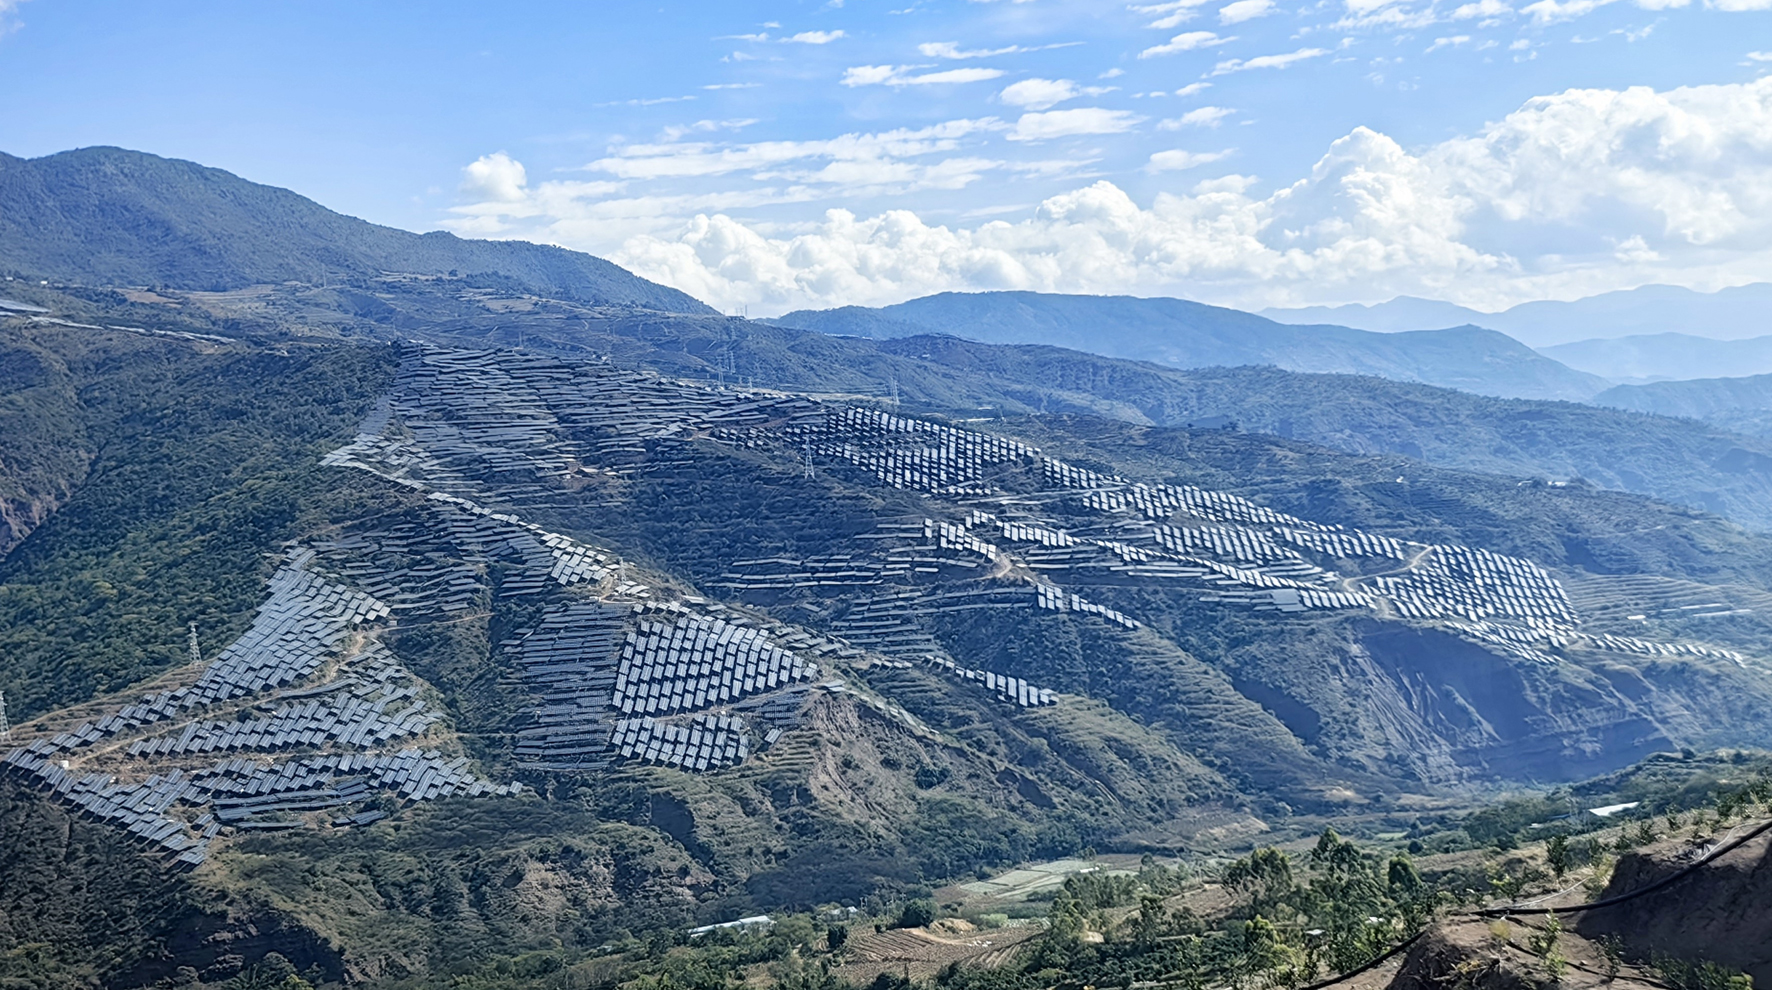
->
[[325, 346, 824, 501], [1, 551, 517, 866], [332, 344, 1748, 687]]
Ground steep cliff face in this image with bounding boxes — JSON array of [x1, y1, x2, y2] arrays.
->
[[1352, 625, 1679, 783]]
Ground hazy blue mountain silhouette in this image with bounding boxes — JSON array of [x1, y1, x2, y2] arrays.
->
[[774, 290, 1608, 401]]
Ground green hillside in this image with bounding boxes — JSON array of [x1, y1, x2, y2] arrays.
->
[[0, 148, 710, 312]]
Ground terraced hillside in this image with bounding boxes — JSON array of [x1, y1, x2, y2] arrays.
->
[[10, 324, 1772, 983]]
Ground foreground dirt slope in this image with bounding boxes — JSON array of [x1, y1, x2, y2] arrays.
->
[[1367, 823, 1772, 989], [1574, 824, 1772, 983], [1384, 919, 1660, 990]]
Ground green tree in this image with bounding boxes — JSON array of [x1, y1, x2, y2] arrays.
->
[[1225, 848, 1295, 914], [1546, 834, 1570, 880], [1240, 916, 1302, 989], [895, 900, 936, 929]]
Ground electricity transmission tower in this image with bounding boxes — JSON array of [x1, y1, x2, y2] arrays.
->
[[0, 690, 11, 744], [188, 622, 202, 666]]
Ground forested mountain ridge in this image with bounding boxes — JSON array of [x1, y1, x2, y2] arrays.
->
[[773, 290, 1609, 402], [0, 147, 711, 312], [14, 272, 1772, 533]]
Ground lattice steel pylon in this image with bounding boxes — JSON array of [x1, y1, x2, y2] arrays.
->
[[0, 689, 11, 744], [188, 622, 202, 666]]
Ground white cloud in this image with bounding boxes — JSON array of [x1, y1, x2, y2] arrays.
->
[[842, 65, 1007, 86], [918, 40, 1081, 57], [1211, 47, 1330, 73], [1140, 31, 1236, 56], [703, 83, 763, 90], [587, 118, 1004, 180], [1613, 234, 1662, 263], [0, 0, 27, 35], [1132, 0, 1218, 28], [1008, 108, 1146, 140], [1332, 0, 1441, 28], [461, 152, 529, 203], [999, 78, 1081, 110], [1451, 0, 1512, 14], [597, 95, 697, 107], [1219, 0, 1276, 22], [785, 30, 845, 43], [659, 119, 759, 141], [1712, 0, 1772, 9], [1520, 0, 1618, 22], [1426, 34, 1472, 51], [1159, 105, 1237, 127], [1147, 148, 1234, 170], [450, 78, 1772, 317], [1175, 82, 1213, 96], [1750, 51, 1772, 60], [921, 41, 1017, 57]]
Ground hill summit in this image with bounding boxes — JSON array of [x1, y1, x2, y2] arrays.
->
[[0, 146, 711, 312]]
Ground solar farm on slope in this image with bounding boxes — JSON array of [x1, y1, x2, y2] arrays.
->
[[4, 343, 1760, 868]]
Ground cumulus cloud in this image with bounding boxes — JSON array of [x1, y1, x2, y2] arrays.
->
[[1219, 0, 1276, 22], [1008, 108, 1146, 141], [1426, 34, 1472, 51], [785, 30, 845, 43], [461, 152, 530, 203], [842, 65, 1007, 86], [1000, 78, 1080, 109], [1147, 148, 1234, 170], [1140, 31, 1236, 56], [449, 78, 1772, 315]]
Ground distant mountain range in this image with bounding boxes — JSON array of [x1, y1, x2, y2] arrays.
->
[[1593, 373, 1772, 439], [1263, 283, 1772, 349], [1539, 333, 1772, 384], [0, 147, 710, 313], [772, 291, 1610, 402]]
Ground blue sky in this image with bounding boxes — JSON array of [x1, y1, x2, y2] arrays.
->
[[1, 0, 1769, 315]]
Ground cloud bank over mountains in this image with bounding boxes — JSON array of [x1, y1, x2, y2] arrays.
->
[[449, 76, 1772, 316]]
